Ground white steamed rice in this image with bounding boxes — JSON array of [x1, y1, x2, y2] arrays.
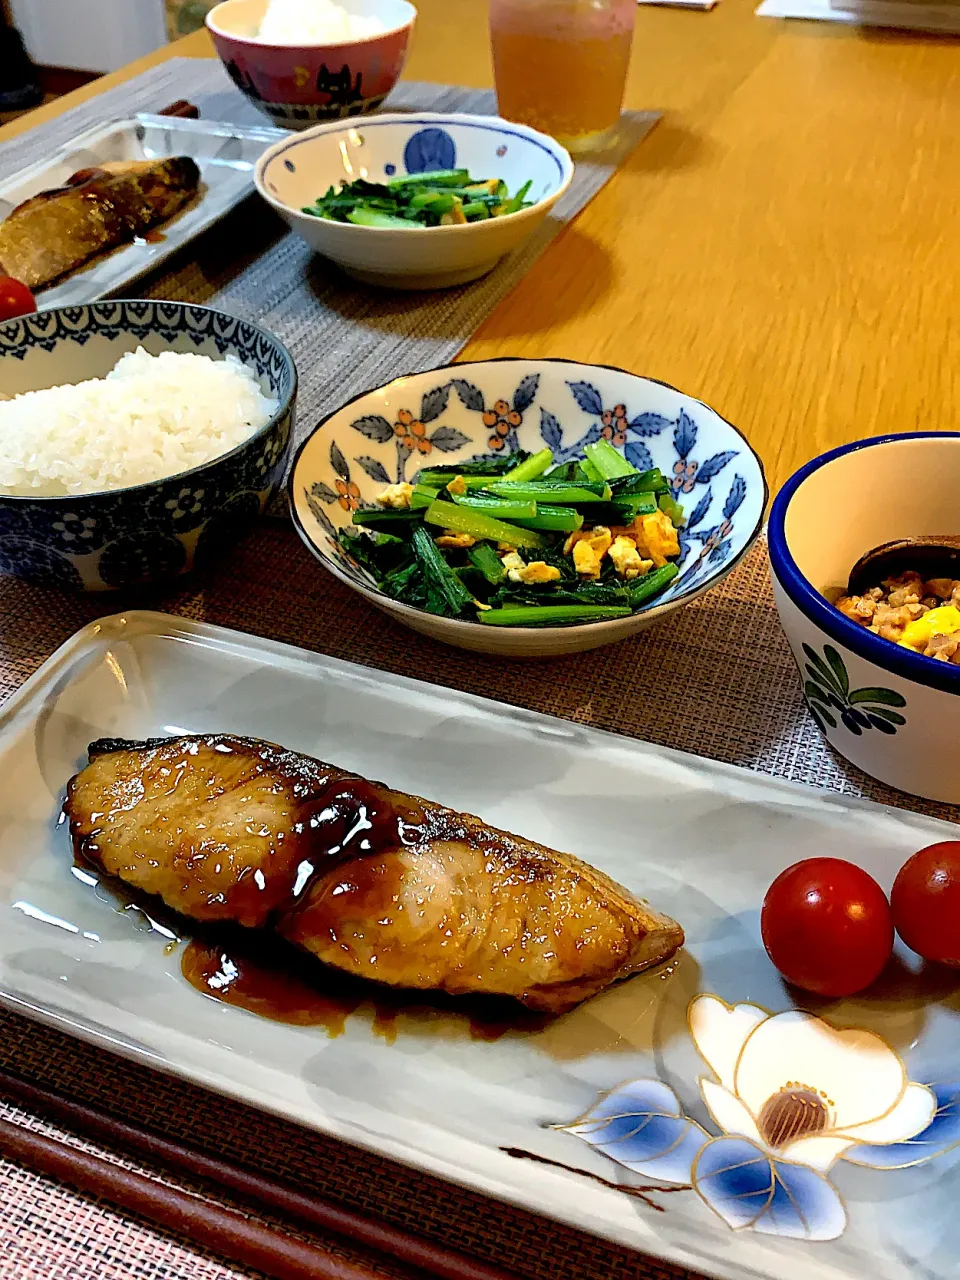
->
[[257, 0, 386, 44], [0, 348, 280, 497]]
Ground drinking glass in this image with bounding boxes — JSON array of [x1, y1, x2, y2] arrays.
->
[[490, 0, 636, 155]]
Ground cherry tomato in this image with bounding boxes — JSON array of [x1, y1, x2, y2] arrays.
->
[[761, 857, 893, 997], [891, 842, 960, 966], [0, 275, 36, 321]]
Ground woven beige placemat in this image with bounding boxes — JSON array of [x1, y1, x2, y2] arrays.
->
[[0, 531, 955, 1280]]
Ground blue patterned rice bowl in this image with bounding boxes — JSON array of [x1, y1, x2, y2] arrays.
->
[[0, 301, 296, 591]]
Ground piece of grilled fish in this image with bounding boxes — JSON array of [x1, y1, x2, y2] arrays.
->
[[0, 157, 200, 290], [64, 734, 684, 1014]]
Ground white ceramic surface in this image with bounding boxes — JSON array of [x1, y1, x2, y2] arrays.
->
[[255, 113, 574, 288], [1, 611, 958, 1280], [0, 114, 286, 309], [768, 433, 960, 803], [289, 358, 767, 656]]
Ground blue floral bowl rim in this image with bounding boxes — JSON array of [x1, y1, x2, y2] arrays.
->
[[206, 0, 417, 47], [288, 355, 769, 635], [255, 112, 575, 230], [0, 300, 298, 505], [769, 430, 960, 696]]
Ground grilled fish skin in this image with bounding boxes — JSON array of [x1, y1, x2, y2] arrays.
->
[[64, 734, 684, 1014], [0, 157, 200, 290]]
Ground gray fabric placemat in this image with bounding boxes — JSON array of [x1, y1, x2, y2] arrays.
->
[[0, 59, 658, 462]]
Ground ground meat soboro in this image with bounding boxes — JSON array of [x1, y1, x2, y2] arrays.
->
[[835, 571, 960, 663]]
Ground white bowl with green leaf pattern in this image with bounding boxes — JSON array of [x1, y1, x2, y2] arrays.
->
[[769, 432, 960, 803], [289, 358, 766, 658]]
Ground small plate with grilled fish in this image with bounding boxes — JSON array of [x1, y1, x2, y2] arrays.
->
[[0, 113, 285, 308], [0, 612, 957, 1280]]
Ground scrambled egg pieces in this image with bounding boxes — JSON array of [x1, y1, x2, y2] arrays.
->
[[501, 552, 561, 584], [609, 536, 654, 580], [561, 510, 680, 578], [445, 475, 468, 497], [571, 527, 613, 579], [435, 531, 476, 548], [376, 482, 413, 509], [898, 605, 960, 651], [633, 510, 680, 569]]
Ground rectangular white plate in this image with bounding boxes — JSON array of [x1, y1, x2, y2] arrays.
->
[[0, 114, 286, 309], [0, 612, 957, 1280]]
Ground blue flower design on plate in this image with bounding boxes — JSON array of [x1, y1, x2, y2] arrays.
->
[[693, 1136, 846, 1240], [404, 127, 456, 174], [557, 994, 959, 1244]]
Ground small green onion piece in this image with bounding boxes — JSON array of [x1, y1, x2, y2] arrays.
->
[[584, 439, 638, 481], [479, 604, 631, 626], [383, 560, 420, 598], [485, 480, 611, 504], [614, 494, 659, 518], [501, 447, 554, 484], [353, 507, 423, 530], [412, 526, 474, 615], [346, 207, 415, 230], [628, 563, 680, 608], [501, 179, 533, 215], [418, 469, 501, 491], [423, 500, 546, 549], [578, 456, 604, 483], [409, 484, 442, 509], [511, 504, 584, 533], [452, 494, 538, 519], [612, 468, 669, 495], [409, 190, 457, 214], [467, 543, 506, 585], [387, 169, 469, 189], [461, 201, 490, 220], [658, 492, 687, 527]]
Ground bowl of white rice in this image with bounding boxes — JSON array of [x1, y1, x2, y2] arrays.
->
[[206, 0, 416, 131], [0, 300, 296, 591]]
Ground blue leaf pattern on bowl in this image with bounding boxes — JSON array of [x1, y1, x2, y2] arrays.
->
[[296, 362, 766, 625]]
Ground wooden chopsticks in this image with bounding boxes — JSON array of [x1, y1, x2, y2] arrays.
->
[[0, 1066, 521, 1280]]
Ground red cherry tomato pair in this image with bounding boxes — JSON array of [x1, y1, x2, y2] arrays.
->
[[761, 843, 960, 997], [0, 275, 36, 322]]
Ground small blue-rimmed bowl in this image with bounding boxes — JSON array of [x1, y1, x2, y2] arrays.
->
[[769, 432, 960, 802], [0, 301, 296, 592], [290, 357, 767, 658], [254, 112, 574, 289]]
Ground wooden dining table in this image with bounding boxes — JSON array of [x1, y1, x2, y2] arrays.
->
[[0, 4, 957, 1279], [2, 0, 958, 498]]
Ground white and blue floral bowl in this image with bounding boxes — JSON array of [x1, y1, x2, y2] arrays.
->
[[0, 301, 296, 592], [769, 432, 960, 803], [255, 113, 574, 289], [290, 358, 767, 657]]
